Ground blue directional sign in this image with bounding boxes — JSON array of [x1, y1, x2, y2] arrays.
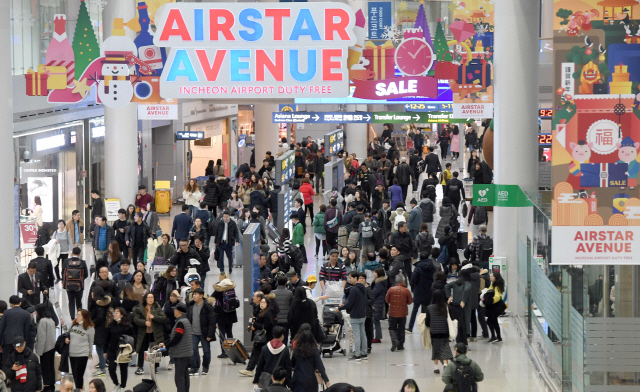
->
[[273, 112, 372, 123], [404, 103, 453, 112], [176, 131, 204, 140]]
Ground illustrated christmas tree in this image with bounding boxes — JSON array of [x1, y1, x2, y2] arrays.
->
[[433, 18, 451, 61], [72, 0, 100, 80], [414, 1, 433, 47]]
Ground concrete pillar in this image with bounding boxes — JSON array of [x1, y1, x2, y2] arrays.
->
[[493, 0, 540, 315], [0, 4, 15, 300], [103, 0, 139, 205], [65, 0, 81, 43], [345, 104, 368, 160], [254, 103, 280, 167]]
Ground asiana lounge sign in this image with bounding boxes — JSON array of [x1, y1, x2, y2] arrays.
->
[[154, 3, 356, 98]]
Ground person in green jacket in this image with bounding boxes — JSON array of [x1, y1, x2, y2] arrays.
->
[[441, 343, 484, 392], [313, 205, 327, 260], [291, 213, 307, 264]]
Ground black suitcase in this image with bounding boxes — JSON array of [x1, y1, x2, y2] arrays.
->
[[219, 331, 248, 364]]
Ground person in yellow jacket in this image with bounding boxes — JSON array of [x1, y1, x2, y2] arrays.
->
[[486, 271, 505, 343], [440, 163, 452, 196]]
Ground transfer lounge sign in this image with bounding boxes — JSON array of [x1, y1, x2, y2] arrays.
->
[[154, 3, 356, 99]]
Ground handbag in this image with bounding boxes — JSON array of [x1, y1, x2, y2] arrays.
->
[[305, 357, 325, 387], [446, 306, 458, 341], [258, 351, 284, 387], [252, 329, 268, 344], [424, 326, 432, 349]]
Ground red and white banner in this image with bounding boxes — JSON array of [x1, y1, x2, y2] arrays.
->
[[20, 223, 38, 248], [552, 226, 640, 265], [352, 76, 438, 100]]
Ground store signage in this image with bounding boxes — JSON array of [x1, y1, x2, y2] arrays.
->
[[275, 150, 295, 186], [272, 112, 371, 123], [35, 134, 66, 152], [19, 223, 38, 248], [324, 129, 345, 157], [352, 76, 438, 100], [371, 111, 468, 124], [279, 104, 295, 112], [138, 103, 178, 120], [452, 103, 493, 118], [154, 3, 356, 98], [552, 227, 640, 265], [472, 184, 533, 207], [368, 2, 391, 40], [176, 131, 205, 140]]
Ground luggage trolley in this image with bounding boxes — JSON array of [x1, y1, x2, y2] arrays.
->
[[137, 345, 166, 392]]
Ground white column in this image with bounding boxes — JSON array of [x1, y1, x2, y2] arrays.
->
[[103, 0, 139, 205], [254, 103, 281, 166], [1, 8, 15, 300], [493, 0, 540, 315], [345, 104, 368, 160], [65, 0, 81, 43]]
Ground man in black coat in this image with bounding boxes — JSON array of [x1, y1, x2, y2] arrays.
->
[[395, 157, 413, 201], [338, 272, 368, 360], [126, 212, 152, 263], [444, 171, 466, 210], [213, 210, 239, 273], [389, 222, 415, 286], [187, 288, 216, 376], [17, 262, 46, 306], [269, 185, 280, 228], [30, 246, 55, 290], [170, 239, 203, 287], [423, 146, 442, 177], [408, 251, 436, 332], [3, 336, 42, 392], [0, 296, 33, 368]]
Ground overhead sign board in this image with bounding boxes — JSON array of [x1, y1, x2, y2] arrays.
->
[[273, 112, 371, 123], [324, 129, 344, 157], [154, 3, 356, 99], [371, 112, 469, 124], [176, 131, 205, 140], [404, 103, 454, 112], [275, 150, 295, 186], [138, 103, 178, 120], [452, 103, 493, 118], [368, 2, 392, 40], [472, 184, 533, 207]]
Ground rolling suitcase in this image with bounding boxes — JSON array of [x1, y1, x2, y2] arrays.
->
[[219, 331, 248, 364], [155, 190, 171, 214]]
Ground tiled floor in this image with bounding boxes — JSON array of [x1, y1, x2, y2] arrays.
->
[[49, 150, 542, 392]]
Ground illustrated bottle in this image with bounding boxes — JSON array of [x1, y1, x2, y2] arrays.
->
[[46, 14, 75, 87], [134, 1, 166, 76]]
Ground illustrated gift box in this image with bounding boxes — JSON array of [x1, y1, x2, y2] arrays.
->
[[25, 69, 48, 96], [37, 64, 68, 90], [580, 162, 628, 188], [364, 41, 395, 80]]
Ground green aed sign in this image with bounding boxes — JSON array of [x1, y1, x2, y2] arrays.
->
[[472, 184, 533, 207]]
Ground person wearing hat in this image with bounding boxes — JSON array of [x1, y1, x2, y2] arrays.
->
[[0, 296, 32, 368], [441, 343, 484, 392], [187, 288, 216, 376], [286, 270, 303, 292], [395, 156, 413, 201], [160, 302, 193, 392], [2, 336, 41, 392]]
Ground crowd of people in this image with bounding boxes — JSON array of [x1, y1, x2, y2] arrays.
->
[[8, 122, 507, 392]]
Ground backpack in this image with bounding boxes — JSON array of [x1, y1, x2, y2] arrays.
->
[[222, 289, 240, 313], [393, 213, 406, 231], [448, 182, 460, 197], [326, 213, 339, 229], [347, 231, 359, 248], [64, 258, 84, 291], [34, 260, 49, 283], [474, 206, 488, 225], [453, 360, 477, 392], [424, 184, 436, 200], [361, 221, 373, 238], [337, 225, 349, 248], [450, 214, 460, 233], [478, 236, 494, 262], [437, 245, 449, 264]]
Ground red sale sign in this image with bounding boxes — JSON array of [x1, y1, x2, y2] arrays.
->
[[351, 76, 438, 100], [20, 223, 38, 248]]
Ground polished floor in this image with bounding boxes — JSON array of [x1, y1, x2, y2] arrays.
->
[[47, 151, 543, 392]]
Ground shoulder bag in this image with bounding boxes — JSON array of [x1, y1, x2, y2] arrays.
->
[[258, 350, 284, 388], [305, 355, 325, 387], [446, 306, 458, 341]]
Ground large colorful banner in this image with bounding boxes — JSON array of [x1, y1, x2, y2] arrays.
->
[[551, 1, 640, 265]]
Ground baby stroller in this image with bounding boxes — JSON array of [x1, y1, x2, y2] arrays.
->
[[321, 307, 346, 358]]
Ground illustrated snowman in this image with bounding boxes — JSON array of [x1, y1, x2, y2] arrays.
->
[[98, 51, 134, 109]]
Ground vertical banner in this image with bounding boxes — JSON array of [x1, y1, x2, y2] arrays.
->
[[551, 2, 640, 265], [230, 118, 238, 178], [367, 2, 392, 40], [222, 142, 229, 177]]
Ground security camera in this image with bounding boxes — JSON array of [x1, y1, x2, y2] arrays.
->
[[22, 150, 31, 163]]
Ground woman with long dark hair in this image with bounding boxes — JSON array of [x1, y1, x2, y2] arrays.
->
[[104, 307, 133, 391], [450, 125, 460, 160], [213, 159, 225, 177], [425, 289, 453, 374], [67, 309, 95, 390], [239, 296, 276, 377], [132, 292, 166, 375], [33, 195, 43, 229], [97, 241, 122, 276], [205, 160, 215, 177], [290, 330, 329, 391], [88, 286, 111, 377], [35, 303, 56, 392], [438, 127, 450, 161], [88, 378, 106, 392], [486, 271, 506, 343], [152, 265, 179, 306], [130, 271, 148, 305], [183, 178, 203, 219], [126, 204, 136, 223], [143, 202, 160, 238], [400, 379, 420, 392], [288, 287, 319, 343]]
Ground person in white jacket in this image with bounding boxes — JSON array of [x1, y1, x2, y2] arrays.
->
[[183, 179, 203, 220]]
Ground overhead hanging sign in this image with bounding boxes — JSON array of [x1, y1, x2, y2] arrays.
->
[[367, 2, 391, 40], [371, 112, 469, 124], [154, 3, 356, 99], [273, 112, 371, 123], [452, 103, 493, 118], [275, 150, 296, 186], [138, 102, 178, 120], [324, 129, 345, 157]]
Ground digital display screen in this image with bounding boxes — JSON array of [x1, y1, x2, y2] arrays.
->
[[324, 129, 345, 157], [538, 133, 552, 145], [539, 109, 553, 118], [275, 150, 295, 186]]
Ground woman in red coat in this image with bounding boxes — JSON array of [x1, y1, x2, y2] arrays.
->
[[299, 178, 315, 225]]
